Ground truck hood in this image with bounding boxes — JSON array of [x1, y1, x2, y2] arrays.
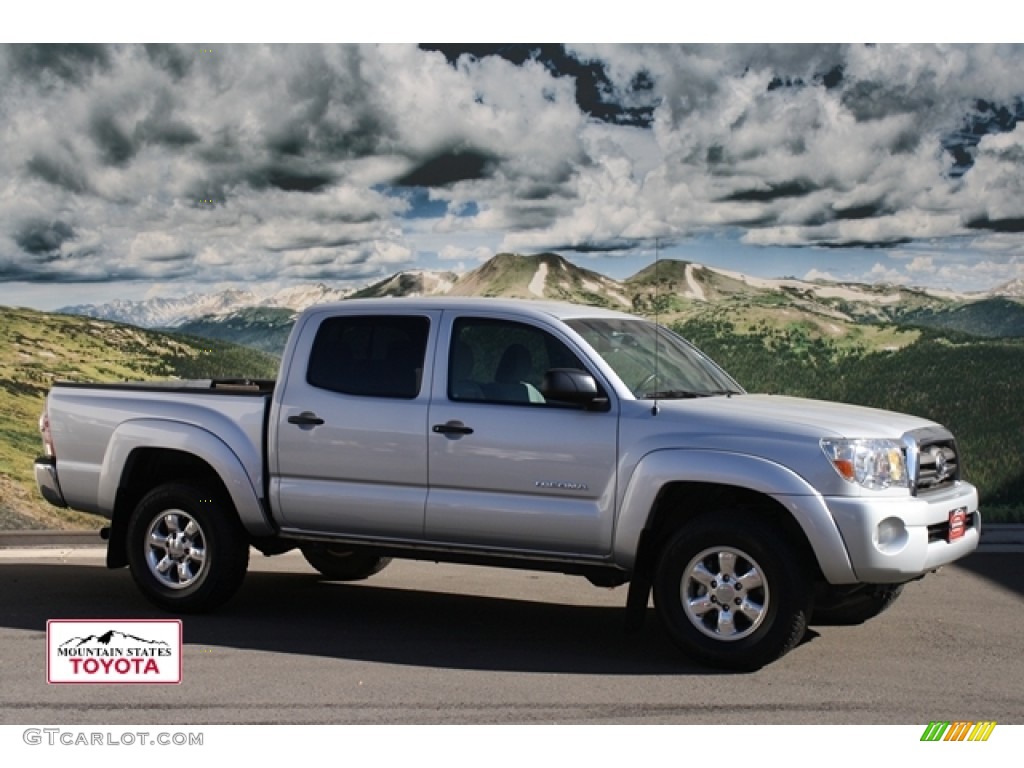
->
[[649, 394, 938, 440]]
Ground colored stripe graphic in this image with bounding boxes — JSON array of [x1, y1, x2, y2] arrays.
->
[[968, 722, 997, 741], [945, 721, 973, 741], [921, 722, 949, 741], [920, 720, 996, 742]]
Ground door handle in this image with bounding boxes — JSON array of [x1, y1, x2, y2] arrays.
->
[[432, 421, 473, 435], [288, 411, 325, 426]]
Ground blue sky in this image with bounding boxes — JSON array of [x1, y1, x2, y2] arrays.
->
[[1, 32, 1022, 309]]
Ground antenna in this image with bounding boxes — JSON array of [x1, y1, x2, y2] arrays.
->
[[652, 238, 660, 416]]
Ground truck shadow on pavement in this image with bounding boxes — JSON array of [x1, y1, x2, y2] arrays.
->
[[945, 552, 1024, 600], [0, 562, 789, 675]]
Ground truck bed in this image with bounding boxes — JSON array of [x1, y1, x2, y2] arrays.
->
[[51, 378, 276, 394], [40, 380, 274, 520]]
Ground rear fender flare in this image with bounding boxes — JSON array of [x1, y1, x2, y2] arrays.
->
[[98, 419, 273, 536]]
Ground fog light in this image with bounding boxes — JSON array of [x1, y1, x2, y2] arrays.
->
[[875, 517, 908, 554]]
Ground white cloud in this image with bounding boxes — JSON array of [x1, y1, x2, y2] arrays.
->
[[438, 245, 491, 262], [906, 256, 936, 274], [868, 262, 906, 284], [804, 268, 838, 282], [2, 43, 1024, 300]]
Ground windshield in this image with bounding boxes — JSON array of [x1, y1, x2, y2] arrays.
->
[[566, 318, 743, 399]]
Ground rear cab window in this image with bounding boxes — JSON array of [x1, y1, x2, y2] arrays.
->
[[307, 315, 430, 399]]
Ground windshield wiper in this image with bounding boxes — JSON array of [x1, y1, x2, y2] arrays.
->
[[641, 390, 711, 399], [642, 389, 741, 399]]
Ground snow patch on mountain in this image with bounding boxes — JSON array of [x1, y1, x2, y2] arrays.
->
[[992, 278, 1024, 298], [685, 264, 706, 301], [528, 263, 548, 297]]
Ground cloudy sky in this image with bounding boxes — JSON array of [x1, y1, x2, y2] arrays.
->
[[1, 42, 1023, 309]]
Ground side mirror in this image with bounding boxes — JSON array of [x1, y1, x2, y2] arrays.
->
[[541, 368, 608, 409]]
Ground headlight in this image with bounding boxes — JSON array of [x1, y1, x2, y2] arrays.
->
[[820, 438, 908, 490]]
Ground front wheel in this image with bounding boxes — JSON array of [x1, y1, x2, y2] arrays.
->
[[126, 483, 249, 613], [653, 512, 812, 671]]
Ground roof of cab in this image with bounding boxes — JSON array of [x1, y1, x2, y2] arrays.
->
[[297, 296, 643, 322]]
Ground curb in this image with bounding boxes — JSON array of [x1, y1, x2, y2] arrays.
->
[[977, 524, 1024, 553], [0, 530, 104, 549]]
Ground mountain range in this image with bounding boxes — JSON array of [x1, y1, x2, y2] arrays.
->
[[58, 253, 1024, 356], [60, 283, 354, 329], [3, 254, 1021, 529]]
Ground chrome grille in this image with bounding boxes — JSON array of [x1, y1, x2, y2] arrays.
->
[[918, 443, 958, 492], [904, 427, 961, 495]]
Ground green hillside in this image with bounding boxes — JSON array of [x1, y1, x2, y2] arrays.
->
[[896, 297, 1024, 337], [627, 260, 761, 312], [0, 307, 278, 530], [175, 307, 296, 356]]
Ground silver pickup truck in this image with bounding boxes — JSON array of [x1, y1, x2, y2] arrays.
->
[[35, 298, 980, 670]]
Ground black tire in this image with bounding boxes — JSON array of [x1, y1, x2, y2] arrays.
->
[[652, 511, 812, 671], [126, 483, 249, 613], [300, 544, 392, 581], [811, 583, 904, 626]]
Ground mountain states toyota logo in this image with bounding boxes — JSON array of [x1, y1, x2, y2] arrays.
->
[[47, 619, 182, 684]]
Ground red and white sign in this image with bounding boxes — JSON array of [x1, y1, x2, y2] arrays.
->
[[47, 619, 182, 684], [948, 507, 968, 542]]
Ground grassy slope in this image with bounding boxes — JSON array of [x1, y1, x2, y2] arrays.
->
[[0, 307, 278, 530], [174, 307, 296, 356], [896, 297, 1024, 337]]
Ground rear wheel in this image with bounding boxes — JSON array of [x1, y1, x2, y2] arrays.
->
[[812, 583, 904, 626], [300, 544, 391, 581], [653, 511, 812, 671], [126, 483, 249, 613]]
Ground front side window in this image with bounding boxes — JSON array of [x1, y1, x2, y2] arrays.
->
[[449, 317, 587, 405], [307, 315, 429, 398]]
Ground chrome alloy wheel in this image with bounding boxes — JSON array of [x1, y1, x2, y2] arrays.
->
[[144, 510, 207, 590], [681, 546, 769, 641]]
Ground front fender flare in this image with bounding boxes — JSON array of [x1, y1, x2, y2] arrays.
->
[[613, 449, 856, 584]]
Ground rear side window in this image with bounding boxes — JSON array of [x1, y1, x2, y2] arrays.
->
[[307, 315, 429, 399]]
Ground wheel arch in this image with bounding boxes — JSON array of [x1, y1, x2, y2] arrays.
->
[[102, 421, 271, 567], [614, 450, 856, 585], [638, 481, 819, 580]]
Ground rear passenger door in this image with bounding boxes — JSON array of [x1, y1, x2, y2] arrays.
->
[[425, 312, 619, 556], [271, 309, 440, 539]]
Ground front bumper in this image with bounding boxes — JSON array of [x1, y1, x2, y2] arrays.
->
[[826, 481, 980, 583], [34, 455, 68, 508]]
